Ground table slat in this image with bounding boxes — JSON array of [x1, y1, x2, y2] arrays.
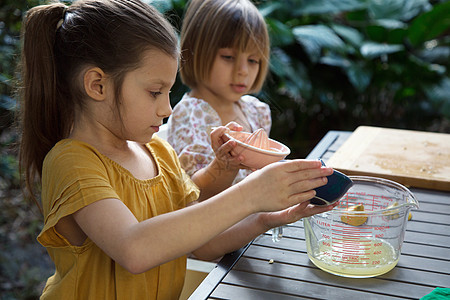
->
[[227, 259, 433, 299], [215, 270, 408, 300], [210, 282, 310, 300]]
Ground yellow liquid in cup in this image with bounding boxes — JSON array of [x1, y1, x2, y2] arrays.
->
[[307, 237, 398, 278]]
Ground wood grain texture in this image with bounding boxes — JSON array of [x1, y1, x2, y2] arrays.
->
[[326, 126, 450, 191]]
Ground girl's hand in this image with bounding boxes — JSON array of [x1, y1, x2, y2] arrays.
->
[[192, 122, 247, 200], [210, 122, 246, 171], [237, 159, 334, 213], [258, 201, 339, 230]]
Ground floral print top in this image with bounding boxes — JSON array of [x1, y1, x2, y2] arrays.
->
[[167, 93, 272, 184]]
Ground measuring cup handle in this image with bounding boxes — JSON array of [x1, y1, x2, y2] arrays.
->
[[272, 226, 283, 242]]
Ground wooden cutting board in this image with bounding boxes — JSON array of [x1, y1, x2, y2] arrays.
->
[[327, 126, 450, 191]]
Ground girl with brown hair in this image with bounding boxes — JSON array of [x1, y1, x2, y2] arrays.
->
[[18, 0, 335, 298]]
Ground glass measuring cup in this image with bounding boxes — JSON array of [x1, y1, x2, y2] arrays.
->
[[304, 176, 419, 278]]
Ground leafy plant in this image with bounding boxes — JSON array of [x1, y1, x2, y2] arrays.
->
[[257, 0, 450, 156], [1, 2, 49, 299]]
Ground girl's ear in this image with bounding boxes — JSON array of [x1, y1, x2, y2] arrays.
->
[[84, 67, 108, 101]]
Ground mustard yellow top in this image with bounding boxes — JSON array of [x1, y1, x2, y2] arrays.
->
[[37, 136, 199, 300]]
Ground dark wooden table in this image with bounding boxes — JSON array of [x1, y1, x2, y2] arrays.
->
[[190, 131, 450, 299]]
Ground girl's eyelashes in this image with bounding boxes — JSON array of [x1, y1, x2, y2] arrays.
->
[[150, 90, 171, 98], [150, 91, 162, 98], [221, 55, 234, 61], [220, 54, 260, 65]]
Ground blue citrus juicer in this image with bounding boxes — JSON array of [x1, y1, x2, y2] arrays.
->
[[311, 159, 353, 206]]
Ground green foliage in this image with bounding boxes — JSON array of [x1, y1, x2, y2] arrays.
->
[[1, 2, 49, 299], [0, 0, 41, 189], [1, 189, 51, 299], [257, 0, 450, 157]]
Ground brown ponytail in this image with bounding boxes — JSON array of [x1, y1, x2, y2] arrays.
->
[[18, 0, 179, 210], [19, 3, 70, 211]]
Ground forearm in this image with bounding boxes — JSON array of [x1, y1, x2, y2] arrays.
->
[[191, 213, 269, 260], [191, 158, 239, 201], [128, 202, 245, 271], [75, 184, 253, 274]]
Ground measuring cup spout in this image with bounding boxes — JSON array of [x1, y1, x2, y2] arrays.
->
[[406, 190, 419, 210]]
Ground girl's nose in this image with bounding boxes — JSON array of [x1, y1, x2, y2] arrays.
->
[[157, 96, 173, 118], [236, 58, 249, 76]]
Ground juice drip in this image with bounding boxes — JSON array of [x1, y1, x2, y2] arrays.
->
[[307, 237, 398, 278]]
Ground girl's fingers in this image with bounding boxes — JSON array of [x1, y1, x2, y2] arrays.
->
[[224, 121, 243, 131], [211, 128, 231, 150], [263, 200, 338, 228], [307, 201, 339, 215], [283, 201, 336, 223], [217, 140, 240, 159], [274, 159, 324, 173], [210, 123, 243, 151], [287, 190, 317, 207], [289, 176, 329, 193], [280, 176, 329, 208], [275, 160, 333, 186]]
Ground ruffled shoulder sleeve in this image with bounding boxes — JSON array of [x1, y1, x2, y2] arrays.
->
[[38, 140, 119, 247]]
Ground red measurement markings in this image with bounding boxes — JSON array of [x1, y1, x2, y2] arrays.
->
[[333, 236, 372, 241], [331, 229, 372, 235], [332, 244, 371, 251], [381, 195, 394, 203], [338, 247, 370, 252], [331, 242, 371, 249], [316, 220, 331, 227], [332, 232, 372, 238], [335, 241, 371, 245], [331, 259, 369, 265], [367, 194, 381, 211], [374, 226, 390, 231], [333, 242, 365, 247], [333, 241, 369, 246], [332, 234, 372, 239], [340, 192, 394, 212], [332, 229, 371, 234], [332, 249, 371, 255], [331, 231, 372, 237], [333, 240, 372, 245], [332, 224, 372, 231]]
